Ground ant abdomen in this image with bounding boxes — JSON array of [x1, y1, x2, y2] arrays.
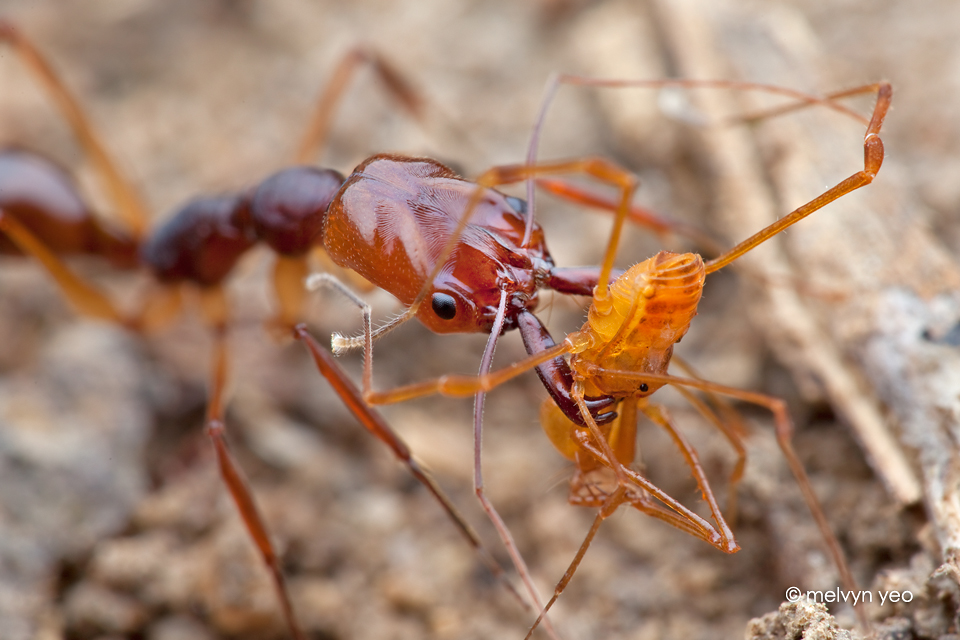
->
[[0, 150, 138, 267]]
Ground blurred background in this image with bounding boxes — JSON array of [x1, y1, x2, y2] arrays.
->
[[0, 1, 957, 639]]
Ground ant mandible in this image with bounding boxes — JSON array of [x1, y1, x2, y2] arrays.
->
[[0, 24, 519, 640]]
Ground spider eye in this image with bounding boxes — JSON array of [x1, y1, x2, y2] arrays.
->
[[431, 293, 457, 320], [639, 383, 649, 393]]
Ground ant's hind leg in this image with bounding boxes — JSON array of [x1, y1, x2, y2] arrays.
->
[[0, 22, 150, 236], [293, 322, 528, 611], [197, 287, 306, 640], [295, 47, 423, 165], [0, 210, 125, 323]]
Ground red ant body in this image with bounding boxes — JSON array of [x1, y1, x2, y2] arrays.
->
[[0, 22, 632, 638]]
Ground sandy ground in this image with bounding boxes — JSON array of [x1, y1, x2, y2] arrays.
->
[[0, 1, 957, 639]]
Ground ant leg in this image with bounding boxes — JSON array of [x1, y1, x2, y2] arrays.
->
[[295, 47, 423, 164], [196, 287, 305, 640], [293, 322, 528, 610], [0, 209, 125, 323], [309, 274, 555, 622], [271, 254, 311, 333], [304, 272, 379, 399], [133, 282, 184, 334], [0, 22, 149, 236]]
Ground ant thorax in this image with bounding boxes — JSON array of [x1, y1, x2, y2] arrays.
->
[[566, 251, 705, 396]]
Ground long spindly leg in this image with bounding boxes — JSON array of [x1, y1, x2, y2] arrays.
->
[[0, 21, 150, 237], [671, 355, 747, 520], [734, 82, 892, 126], [198, 289, 306, 640], [526, 394, 743, 639], [671, 385, 747, 521], [570, 388, 733, 551], [524, 486, 625, 640], [639, 402, 737, 550], [524, 76, 890, 263], [589, 367, 867, 628], [703, 81, 890, 273], [295, 47, 423, 165], [293, 323, 529, 612]]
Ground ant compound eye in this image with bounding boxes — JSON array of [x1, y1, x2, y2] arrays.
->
[[431, 293, 458, 320], [639, 383, 649, 393]]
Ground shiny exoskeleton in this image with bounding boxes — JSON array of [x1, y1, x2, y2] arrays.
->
[[322, 154, 616, 422]]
